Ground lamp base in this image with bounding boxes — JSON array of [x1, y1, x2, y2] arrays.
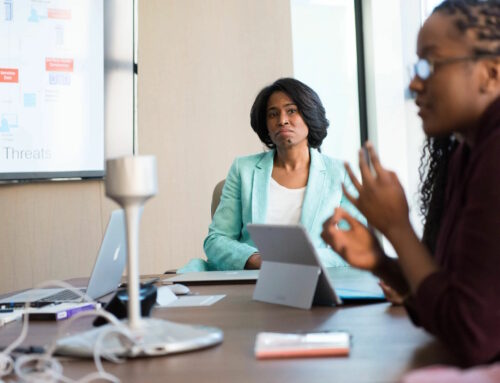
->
[[55, 318, 223, 358]]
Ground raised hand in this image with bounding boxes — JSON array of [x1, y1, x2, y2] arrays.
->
[[342, 142, 411, 240], [321, 207, 385, 272]]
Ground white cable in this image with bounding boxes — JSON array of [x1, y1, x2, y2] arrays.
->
[[14, 307, 133, 383], [14, 353, 66, 383], [1, 279, 138, 383], [0, 354, 13, 378], [0, 300, 31, 378], [0, 280, 94, 378], [45, 308, 134, 382], [44, 307, 125, 358], [78, 321, 136, 383]]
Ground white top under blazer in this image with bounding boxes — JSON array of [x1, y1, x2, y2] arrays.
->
[[266, 177, 306, 225]]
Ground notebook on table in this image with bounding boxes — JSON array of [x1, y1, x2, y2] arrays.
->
[[0, 210, 127, 306]]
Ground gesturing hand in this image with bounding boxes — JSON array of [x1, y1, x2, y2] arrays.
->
[[321, 207, 385, 272], [378, 280, 405, 305], [343, 142, 411, 240]]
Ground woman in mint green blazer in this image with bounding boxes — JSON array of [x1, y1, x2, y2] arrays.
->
[[203, 78, 364, 271]]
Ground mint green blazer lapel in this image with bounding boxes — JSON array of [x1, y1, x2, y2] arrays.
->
[[251, 150, 274, 224], [301, 149, 326, 232]]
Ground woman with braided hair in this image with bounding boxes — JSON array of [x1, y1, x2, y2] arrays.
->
[[418, 136, 458, 254], [321, 0, 500, 366]]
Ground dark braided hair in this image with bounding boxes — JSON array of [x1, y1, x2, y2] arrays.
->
[[419, 136, 458, 253], [419, 0, 500, 252], [434, 0, 500, 55]]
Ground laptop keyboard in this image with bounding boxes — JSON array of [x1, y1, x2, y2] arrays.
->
[[39, 288, 86, 302]]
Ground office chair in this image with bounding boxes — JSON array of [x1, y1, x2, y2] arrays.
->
[[165, 179, 225, 274], [211, 179, 225, 218]]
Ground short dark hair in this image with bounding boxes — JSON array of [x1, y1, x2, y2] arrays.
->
[[250, 78, 329, 150]]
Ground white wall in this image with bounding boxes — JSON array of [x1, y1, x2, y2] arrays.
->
[[137, 0, 294, 272]]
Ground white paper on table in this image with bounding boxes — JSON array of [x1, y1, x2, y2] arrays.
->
[[166, 295, 226, 307], [156, 286, 178, 306], [0, 311, 23, 326]]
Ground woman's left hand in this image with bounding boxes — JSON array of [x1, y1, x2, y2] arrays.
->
[[343, 142, 411, 240], [321, 207, 385, 272], [378, 280, 405, 305]]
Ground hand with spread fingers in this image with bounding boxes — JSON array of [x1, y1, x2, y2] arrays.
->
[[321, 207, 385, 272], [321, 141, 436, 295], [342, 142, 411, 240]]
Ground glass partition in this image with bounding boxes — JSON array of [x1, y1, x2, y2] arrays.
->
[[291, 0, 361, 168]]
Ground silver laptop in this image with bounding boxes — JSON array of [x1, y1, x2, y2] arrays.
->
[[0, 210, 127, 305], [164, 270, 259, 285], [247, 224, 385, 309]]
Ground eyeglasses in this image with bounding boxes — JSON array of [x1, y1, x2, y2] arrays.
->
[[413, 54, 500, 81]]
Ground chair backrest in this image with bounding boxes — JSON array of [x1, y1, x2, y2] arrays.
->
[[211, 179, 226, 218]]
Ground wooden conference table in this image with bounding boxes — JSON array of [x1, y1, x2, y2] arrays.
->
[[0, 277, 459, 383]]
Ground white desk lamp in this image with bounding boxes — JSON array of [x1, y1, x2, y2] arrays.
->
[[55, 155, 223, 358]]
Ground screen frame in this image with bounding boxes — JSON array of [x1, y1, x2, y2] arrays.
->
[[0, 0, 135, 182]]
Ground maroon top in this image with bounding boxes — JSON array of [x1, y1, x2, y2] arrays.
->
[[408, 96, 500, 366]]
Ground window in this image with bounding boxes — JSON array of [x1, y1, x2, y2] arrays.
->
[[291, 0, 361, 168]]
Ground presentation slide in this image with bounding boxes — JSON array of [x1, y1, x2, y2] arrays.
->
[[0, 0, 103, 178]]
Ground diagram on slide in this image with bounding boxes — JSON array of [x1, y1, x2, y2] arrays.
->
[[0, 0, 103, 175]]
